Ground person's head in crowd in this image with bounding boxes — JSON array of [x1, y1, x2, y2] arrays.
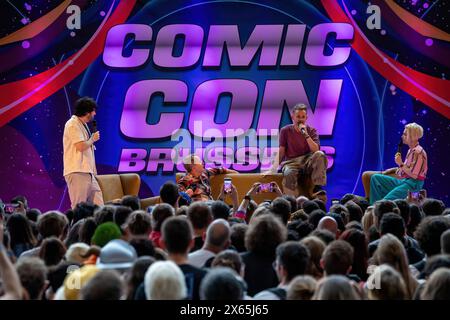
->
[[182, 154, 204, 178], [93, 205, 116, 225], [270, 197, 291, 225], [340, 193, 356, 205], [204, 219, 231, 253], [310, 229, 335, 245], [211, 250, 244, 276], [78, 217, 97, 245], [159, 181, 179, 208], [367, 264, 407, 300], [65, 242, 90, 264], [312, 275, 359, 300], [302, 200, 320, 215], [37, 211, 69, 241], [161, 216, 194, 256], [312, 199, 326, 212], [362, 206, 375, 237], [296, 196, 309, 210], [287, 220, 313, 241], [394, 199, 411, 226], [39, 237, 66, 266], [65, 219, 84, 248], [345, 221, 363, 231], [329, 204, 350, 225], [339, 229, 368, 281], [80, 269, 124, 300], [373, 234, 417, 299], [65, 209, 75, 227], [245, 214, 287, 259], [11, 195, 28, 208], [121, 195, 140, 211], [286, 275, 317, 300], [113, 206, 133, 230], [58, 265, 99, 300], [249, 207, 270, 223], [144, 260, 186, 300], [91, 222, 122, 248], [211, 201, 231, 221], [72, 202, 98, 224], [124, 211, 152, 238], [421, 268, 450, 300], [16, 257, 48, 300], [300, 236, 325, 279], [290, 210, 309, 222], [317, 216, 338, 238], [187, 202, 213, 236], [26, 208, 40, 223], [274, 241, 310, 285], [308, 209, 326, 229], [282, 195, 297, 213], [441, 229, 450, 254], [421, 198, 445, 216], [329, 213, 345, 234], [230, 223, 248, 253], [373, 200, 400, 231], [414, 216, 450, 257], [421, 254, 450, 280], [6, 213, 37, 256], [176, 205, 188, 216], [321, 240, 354, 277], [151, 203, 175, 232], [407, 204, 423, 237], [380, 213, 406, 241], [126, 256, 155, 300], [200, 267, 243, 300], [129, 238, 155, 257], [345, 201, 363, 223], [96, 239, 137, 272]]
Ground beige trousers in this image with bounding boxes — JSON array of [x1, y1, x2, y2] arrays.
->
[[65, 172, 104, 209]]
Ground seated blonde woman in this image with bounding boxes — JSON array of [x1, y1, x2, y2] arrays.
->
[[366, 123, 427, 204]]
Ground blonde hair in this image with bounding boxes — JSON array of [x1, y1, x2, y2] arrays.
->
[[182, 154, 202, 172], [362, 207, 375, 237], [405, 122, 424, 141], [287, 275, 317, 300]]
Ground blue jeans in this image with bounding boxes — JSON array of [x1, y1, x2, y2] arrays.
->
[[370, 174, 424, 204]]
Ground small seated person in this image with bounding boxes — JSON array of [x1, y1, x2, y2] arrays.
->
[[369, 123, 427, 204], [177, 155, 238, 202]]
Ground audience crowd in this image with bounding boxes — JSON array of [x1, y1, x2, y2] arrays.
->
[[1, 184, 449, 300]]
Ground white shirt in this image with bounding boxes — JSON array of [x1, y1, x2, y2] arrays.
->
[[188, 249, 216, 268], [63, 116, 97, 176]]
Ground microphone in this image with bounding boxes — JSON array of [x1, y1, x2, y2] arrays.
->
[[92, 120, 97, 133], [397, 139, 403, 154], [299, 123, 306, 135]]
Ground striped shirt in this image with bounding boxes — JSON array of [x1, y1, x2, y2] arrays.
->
[[397, 144, 427, 181]]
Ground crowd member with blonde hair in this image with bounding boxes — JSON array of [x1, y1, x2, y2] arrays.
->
[[372, 234, 418, 299], [286, 275, 317, 300], [365, 123, 427, 204]]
